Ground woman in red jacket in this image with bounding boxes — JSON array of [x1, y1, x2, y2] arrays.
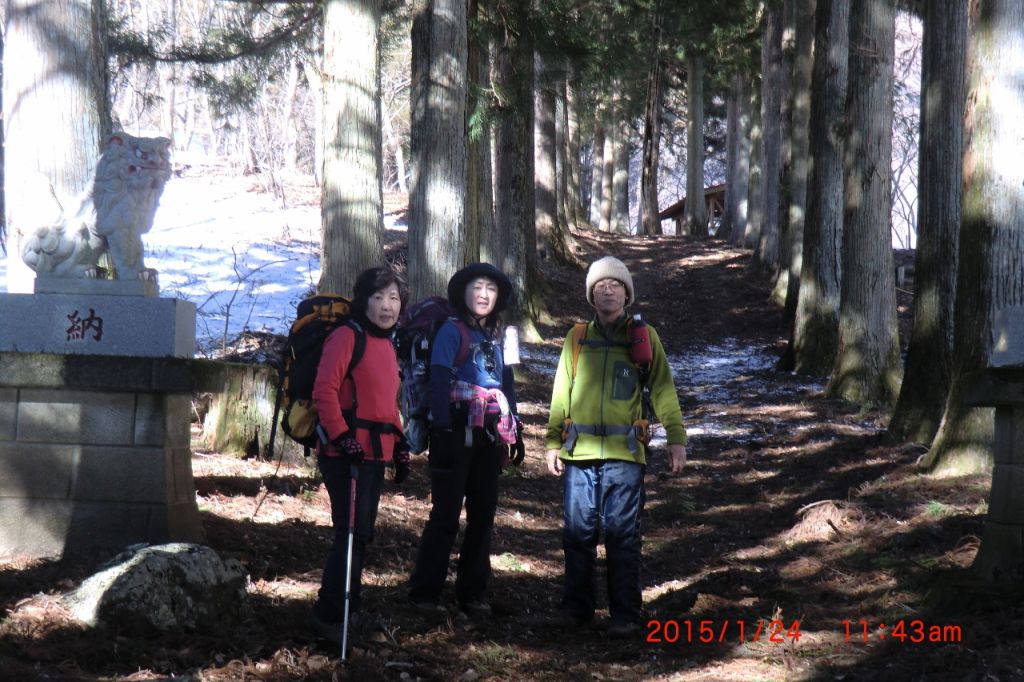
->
[[310, 266, 409, 640]]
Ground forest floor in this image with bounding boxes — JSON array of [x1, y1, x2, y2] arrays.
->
[[2, 219, 1023, 681]]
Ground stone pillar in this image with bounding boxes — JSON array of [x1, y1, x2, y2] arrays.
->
[[966, 306, 1024, 579], [0, 286, 201, 559]]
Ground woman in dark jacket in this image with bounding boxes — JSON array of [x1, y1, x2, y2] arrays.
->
[[408, 263, 520, 619], [310, 267, 409, 640]]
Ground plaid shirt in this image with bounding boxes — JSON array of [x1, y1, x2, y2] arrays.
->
[[450, 381, 517, 444]]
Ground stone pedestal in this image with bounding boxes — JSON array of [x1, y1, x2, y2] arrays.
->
[[0, 289, 202, 560], [0, 289, 193, 358], [965, 305, 1024, 579]]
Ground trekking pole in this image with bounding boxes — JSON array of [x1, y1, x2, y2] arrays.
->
[[341, 461, 359, 661]]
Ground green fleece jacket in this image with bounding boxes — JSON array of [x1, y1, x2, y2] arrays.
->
[[545, 315, 686, 464]]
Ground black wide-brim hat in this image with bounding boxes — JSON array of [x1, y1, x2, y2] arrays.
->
[[447, 262, 513, 313]]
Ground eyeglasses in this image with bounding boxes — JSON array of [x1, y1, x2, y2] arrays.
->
[[593, 280, 624, 293]]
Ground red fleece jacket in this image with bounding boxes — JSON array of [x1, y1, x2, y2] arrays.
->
[[312, 325, 402, 461]]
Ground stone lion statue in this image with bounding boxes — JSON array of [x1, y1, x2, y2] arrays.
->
[[20, 132, 172, 279]]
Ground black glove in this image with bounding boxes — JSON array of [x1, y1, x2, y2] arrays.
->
[[510, 417, 526, 466], [331, 431, 365, 464], [393, 436, 411, 484]]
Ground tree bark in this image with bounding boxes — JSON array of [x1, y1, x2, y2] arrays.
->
[[534, 53, 560, 257], [888, 0, 967, 445], [465, 0, 491, 264], [755, 3, 783, 271], [599, 99, 616, 232], [319, 0, 384, 294], [301, 58, 325, 186], [828, 0, 900, 406], [408, 0, 469, 300], [612, 115, 630, 234], [493, 0, 542, 337], [640, 9, 665, 237], [564, 67, 588, 231], [589, 105, 605, 228], [722, 79, 739, 242], [4, 0, 108, 293], [772, 0, 801, 308], [791, 0, 848, 376], [778, 0, 816, 328], [729, 73, 753, 247], [922, 0, 1024, 477], [683, 53, 708, 237], [745, 76, 764, 248], [554, 74, 568, 237]]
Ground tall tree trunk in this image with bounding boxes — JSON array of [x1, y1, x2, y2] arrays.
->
[[779, 0, 816, 330], [684, 53, 708, 237], [301, 58, 325, 186], [888, 0, 967, 445], [722, 79, 739, 242], [756, 3, 783, 271], [599, 99, 616, 232], [534, 53, 559, 258], [791, 0, 849, 375], [828, 0, 900, 405], [279, 58, 301, 174], [4, 0, 108, 293], [554, 76, 567, 236], [493, 0, 541, 337], [465, 0, 491, 263], [744, 76, 764, 248], [382, 97, 408, 193], [589, 105, 605, 228], [640, 4, 665, 237], [612, 116, 630, 234], [922, 0, 1024, 477], [772, 0, 799, 307], [564, 67, 587, 231], [640, 58, 665, 236], [728, 73, 753, 247], [408, 0, 468, 300], [320, 0, 384, 294]]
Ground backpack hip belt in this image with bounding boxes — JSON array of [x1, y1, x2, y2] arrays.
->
[[342, 409, 401, 459], [562, 420, 649, 456]]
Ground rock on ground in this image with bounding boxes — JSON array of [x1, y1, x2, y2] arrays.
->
[[64, 543, 248, 633]]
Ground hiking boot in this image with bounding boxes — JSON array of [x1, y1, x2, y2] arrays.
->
[[309, 612, 341, 641], [607, 621, 641, 639], [460, 600, 492, 620]]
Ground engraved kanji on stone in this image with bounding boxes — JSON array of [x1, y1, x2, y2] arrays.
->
[[67, 308, 104, 341]]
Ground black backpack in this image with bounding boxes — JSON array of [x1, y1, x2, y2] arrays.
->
[[269, 293, 366, 457], [396, 296, 471, 454]]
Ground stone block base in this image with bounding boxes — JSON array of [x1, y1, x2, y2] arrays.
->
[[0, 352, 202, 560]]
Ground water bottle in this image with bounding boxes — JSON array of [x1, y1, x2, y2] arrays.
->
[[504, 326, 521, 365], [628, 314, 652, 365]]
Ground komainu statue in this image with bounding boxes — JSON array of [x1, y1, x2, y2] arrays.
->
[[20, 132, 172, 279]]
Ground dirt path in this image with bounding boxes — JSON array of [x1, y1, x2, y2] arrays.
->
[[1, 232, 1016, 681]]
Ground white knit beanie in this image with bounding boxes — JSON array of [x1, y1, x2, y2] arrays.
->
[[586, 256, 634, 307]]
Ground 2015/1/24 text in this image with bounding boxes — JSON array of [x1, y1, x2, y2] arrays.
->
[[646, 619, 802, 644]]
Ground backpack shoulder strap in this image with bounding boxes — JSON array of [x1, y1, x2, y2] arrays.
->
[[570, 322, 588, 380], [346, 320, 367, 373], [450, 319, 473, 370]]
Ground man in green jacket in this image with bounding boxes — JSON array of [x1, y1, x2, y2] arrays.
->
[[545, 255, 687, 638]]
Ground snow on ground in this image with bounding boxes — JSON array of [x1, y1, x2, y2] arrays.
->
[[2, 174, 387, 356], [142, 175, 324, 355]]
